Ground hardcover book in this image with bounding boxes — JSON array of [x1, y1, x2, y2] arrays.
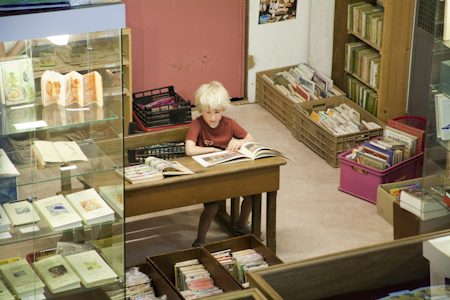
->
[[192, 142, 295, 168], [0, 58, 36, 106], [32, 140, 89, 168], [33, 194, 83, 232], [33, 254, 81, 294], [65, 188, 115, 225], [387, 120, 425, 154], [100, 244, 124, 277], [99, 185, 123, 218], [64, 250, 118, 288], [2, 200, 40, 227], [0, 259, 45, 299]]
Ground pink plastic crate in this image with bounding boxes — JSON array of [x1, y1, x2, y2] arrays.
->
[[338, 146, 423, 204]]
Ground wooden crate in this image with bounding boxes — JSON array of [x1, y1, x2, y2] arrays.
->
[[147, 247, 242, 298], [292, 96, 385, 167], [136, 263, 183, 300]]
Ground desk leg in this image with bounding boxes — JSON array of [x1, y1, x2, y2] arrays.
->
[[218, 200, 227, 214], [230, 197, 240, 227], [251, 194, 262, 241], [266, 191, 277, 254]]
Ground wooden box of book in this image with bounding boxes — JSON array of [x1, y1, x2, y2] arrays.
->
[[247, 229, 450, 300], [377, 174, 450, 227], [202, 235, 284, 287], [147, 247, 243, 298], [255, 65, 345, 132], [292, 96, 385, 167], [135, 263, 183, 300]]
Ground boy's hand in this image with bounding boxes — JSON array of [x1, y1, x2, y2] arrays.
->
[[226, 139, 242, 152]]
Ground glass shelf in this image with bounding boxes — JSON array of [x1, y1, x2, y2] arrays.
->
[[0, 218, 123, 248], [1, 102, 120, 136]]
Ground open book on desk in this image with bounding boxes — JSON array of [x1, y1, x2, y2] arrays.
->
[[192, 142, 296, 168], [116, 156, 194, 184]]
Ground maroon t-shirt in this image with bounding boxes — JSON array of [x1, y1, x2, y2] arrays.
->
[[185, 116, 248, 150]]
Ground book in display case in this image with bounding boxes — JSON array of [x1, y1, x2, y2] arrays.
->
[[0, 2, 127, 299]]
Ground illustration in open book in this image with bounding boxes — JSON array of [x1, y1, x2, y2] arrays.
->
[[193, 142, 297, 168]]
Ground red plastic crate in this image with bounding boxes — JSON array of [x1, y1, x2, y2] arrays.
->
[[338, 144, 423, 204]]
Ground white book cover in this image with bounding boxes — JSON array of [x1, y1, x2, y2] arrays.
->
[[65, 188, 114, 225], [423, 235, 450, 275], [400, 189, 446, 212], [435, 94, 444, 139], [99, 185, 123, 218], [65, 250, 118, 288], [0, 205, 11, 232], [0, 259, 45, 298], [438, 95, 450, 141], [2, 200, 40, 227], [33, 254, 81, 294], [0, 279, 14, 300], [400, 201, 448, 221], [33, 195, 83, 232], [444, 0, 450, 41], [100, 244, 124, 277], [0, 149, 19, 178]]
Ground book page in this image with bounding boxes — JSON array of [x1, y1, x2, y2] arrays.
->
[[145, 157, 193, 175], [53, 141, 88, 163], [192, 150, 250, 168]]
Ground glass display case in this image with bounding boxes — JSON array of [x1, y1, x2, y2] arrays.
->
[[423, 0, 450, 178], [0, 2, 126, 299]]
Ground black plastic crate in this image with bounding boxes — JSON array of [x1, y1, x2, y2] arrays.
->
[[127, 142, 186, 165], [132, 86, 192, 129]]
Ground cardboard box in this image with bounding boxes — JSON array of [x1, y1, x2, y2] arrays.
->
[[376, 175, 450, 235]]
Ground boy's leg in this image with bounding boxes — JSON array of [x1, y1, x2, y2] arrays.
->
[[194, 202, 219, 245], [237, 195, 252, 227]]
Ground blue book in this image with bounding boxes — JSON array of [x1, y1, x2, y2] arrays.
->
[[363, 140, 394, 165]]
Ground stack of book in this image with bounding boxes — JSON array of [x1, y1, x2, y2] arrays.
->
[[400, 188, 448, 221], [174, 259, 223, 299], [231, 249, 269, 287], [262, 63, 344, 104], [211, 249, 237, 278], [306, 102, 380, 136]]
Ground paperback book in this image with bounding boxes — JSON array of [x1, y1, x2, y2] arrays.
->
[[0, 149, 19, 178], [64, 250, 118, 288], [32, 140, 89, 168], [33, 254, 81, 294], [2, 200, 40, 227], [0, 58, 36, 106], [192, 142, 295, 168], [65, 188, 115, 225], [33, 194, 83, 232], [0, 279, 14, 300], [0, 205, 11, 232], [99, 185, 123, 218], [400, 188, 447, 213], [0, 259, 45, 299], [116, 158, 193, 184]]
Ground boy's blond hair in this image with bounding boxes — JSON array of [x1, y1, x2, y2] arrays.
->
[[194, 81, 231, 113]]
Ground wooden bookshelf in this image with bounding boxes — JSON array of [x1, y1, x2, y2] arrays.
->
[[332, 0, 415, 123]]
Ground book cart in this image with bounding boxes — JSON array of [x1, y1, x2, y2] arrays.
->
[[0, 4, 127, 300], [248, 229, 450, 300]]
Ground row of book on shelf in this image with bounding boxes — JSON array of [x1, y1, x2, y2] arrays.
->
[[296, 100, 381, 136], [0, 186, 123, 236], [0, 240, 123, 299], [261, 63, 345, 104], [345, 120, 425, 171], [388, 181, 450, 221], [345, 42, 381, 91], [346, 74, 378, 117], [348, 2, 384, 48]]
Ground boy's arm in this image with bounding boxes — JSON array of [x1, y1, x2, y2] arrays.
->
[[185, 140, 222, 156], [226, 134, 255, 152]]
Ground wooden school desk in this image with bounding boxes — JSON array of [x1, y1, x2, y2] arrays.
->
[[93, 128, 286, 253], [124, 156, 286, 253]]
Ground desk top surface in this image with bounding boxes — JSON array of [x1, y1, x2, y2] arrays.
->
[[125, 156, 287, 191]]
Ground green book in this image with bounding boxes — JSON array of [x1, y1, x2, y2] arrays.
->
[[357, 5, 378, 36], [377, 17, 384, 47], [346, 42, 367, 71], [362, 9, 381, 40], [348, 2, 369, 31], [366, 11, 383, 41]]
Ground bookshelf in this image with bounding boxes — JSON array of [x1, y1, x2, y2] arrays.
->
[[332, 0, 415, 123]]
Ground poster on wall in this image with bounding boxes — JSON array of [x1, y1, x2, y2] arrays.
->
[[259, 0, 297, 24]]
